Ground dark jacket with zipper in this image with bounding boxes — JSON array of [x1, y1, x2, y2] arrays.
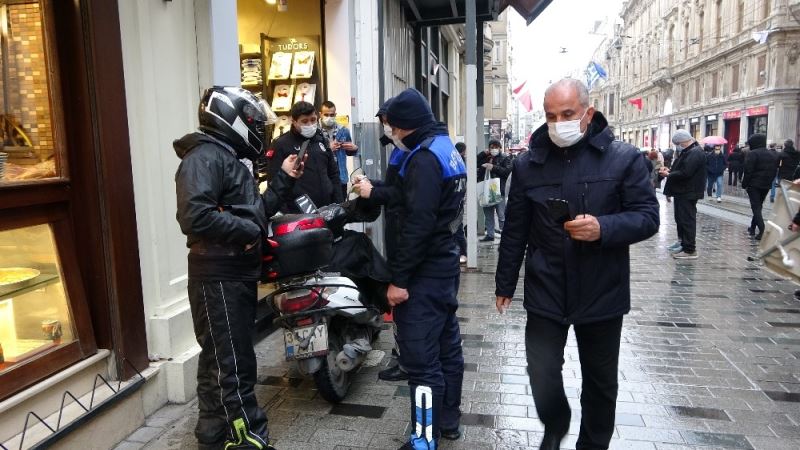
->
[[706, 150, 727, 177], [495, 112, 659, 325], [663, 141, 706, 199], [174, 132, 295, 281], [267, 127, 343, 211], [477, 151, 513, 194], [742, 146, 779, 190], [391, 122, 466, 288]]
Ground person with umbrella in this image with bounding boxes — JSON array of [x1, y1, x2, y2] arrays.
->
[[705, 144, 726, 202]]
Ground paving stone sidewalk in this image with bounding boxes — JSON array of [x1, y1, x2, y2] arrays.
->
[[118, 195, 800, 450]]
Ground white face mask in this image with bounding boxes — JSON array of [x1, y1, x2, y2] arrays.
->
[[490, 148, 500, 157], [300, 124, 317, 138], [391, 135, 409, 151], [547, 110, 588, 148], [321, 117, 336, 128], [383, 124, 393, 137]]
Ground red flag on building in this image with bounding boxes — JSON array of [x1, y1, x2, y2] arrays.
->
[[511, 79, 533, 112], [628, 98, 643, 111], [512, 80, 527, 95], [519, 90, 533, 112]]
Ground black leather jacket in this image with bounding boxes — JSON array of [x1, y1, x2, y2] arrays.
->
[[174, 132, 295, 281]]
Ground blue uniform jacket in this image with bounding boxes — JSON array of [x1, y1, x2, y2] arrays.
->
[[495, 112, 659, 324], [392, 128, 466, 288]]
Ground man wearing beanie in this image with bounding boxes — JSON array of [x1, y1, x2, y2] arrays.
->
[[660, 129, 706, 259], [741, 133, 779, 239], [383, 88, 467, 449]]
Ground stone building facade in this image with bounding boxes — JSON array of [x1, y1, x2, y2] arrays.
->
[[590, 0, 800, 151], [484, 12, 510, 146]]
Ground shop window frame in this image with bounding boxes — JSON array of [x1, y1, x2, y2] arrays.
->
[[0, 203, 97, 400], [0, 0, 68, 193]]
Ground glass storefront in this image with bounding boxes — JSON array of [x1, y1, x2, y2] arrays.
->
[[748, 115, 768, 136], [237, 0, 324, 115], [705, 115, 718, 137], [0, 1, 59, 184], [0, 224, 75, 374]]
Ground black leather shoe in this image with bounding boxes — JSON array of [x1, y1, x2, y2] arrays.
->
[[440, 426, 462, 440], [794, 289, 800, 300], [539, 432, 566, 450], [480, 236, 494, 242], [378, 365, 409, 381], [748, 226, 755, 236]]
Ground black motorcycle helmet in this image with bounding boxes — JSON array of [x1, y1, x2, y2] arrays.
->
[[198, 86, 267, 160]]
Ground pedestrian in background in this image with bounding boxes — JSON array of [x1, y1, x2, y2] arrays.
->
[[478, 139, 512, 241], [649, 149, 663, 189], [454, 142, 468, 263], [742, 133, 779, 240], [320, 100, 358, 199], [705, 145, 726, 203], [384, 88, 466, 449], [496, 79, 659, 450], [660, 129, 706, 259], [768, 141, 780, 203], [777, 139, 800, 195], [662, 146, 674, 169], [727, 145, 745, 186]]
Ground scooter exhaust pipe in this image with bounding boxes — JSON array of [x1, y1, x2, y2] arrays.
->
[[335, 349, 366, 372], [335, 339, 371, 372]]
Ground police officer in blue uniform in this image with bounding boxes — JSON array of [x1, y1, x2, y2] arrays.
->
[[383, 88, 466, 450]]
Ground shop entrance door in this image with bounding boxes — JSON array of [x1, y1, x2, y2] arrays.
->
[[725, 118, 740, 152]]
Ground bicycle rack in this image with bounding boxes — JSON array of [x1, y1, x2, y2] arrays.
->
[[1, 358, 145, 450]]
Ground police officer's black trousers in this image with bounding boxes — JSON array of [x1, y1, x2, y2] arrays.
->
[[188, 280, 269, 449], [525, 313, 623, 450], [395, 275, 464, 448]]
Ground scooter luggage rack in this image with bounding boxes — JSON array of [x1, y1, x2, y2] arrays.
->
[[1, 359, 145, 450]]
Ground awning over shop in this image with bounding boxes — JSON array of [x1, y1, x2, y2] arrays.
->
[[401, 0, 551, 26]]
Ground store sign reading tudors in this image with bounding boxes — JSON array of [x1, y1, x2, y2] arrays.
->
[[275, 39, 309, 52]]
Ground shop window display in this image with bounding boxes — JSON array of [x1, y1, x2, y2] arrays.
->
[[0, 224, 75, 373], [0, 1, 59, 184]]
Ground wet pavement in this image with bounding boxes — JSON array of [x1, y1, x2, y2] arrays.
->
[[117, 194, 800, 450]]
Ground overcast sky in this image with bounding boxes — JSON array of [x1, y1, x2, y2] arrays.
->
[[508, 0, 625, 111]]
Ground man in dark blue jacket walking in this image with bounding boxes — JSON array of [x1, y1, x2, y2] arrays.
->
[[384, 88, 466, 450], [706, 145, 727, 202], [495, 79, 659, 450]]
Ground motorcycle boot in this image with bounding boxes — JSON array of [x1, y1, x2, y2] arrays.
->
[[223, 417, 276, 450]]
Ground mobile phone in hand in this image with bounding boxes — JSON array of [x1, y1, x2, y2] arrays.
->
[[546, 198, 572, 224], [294, 143, 308, 170]]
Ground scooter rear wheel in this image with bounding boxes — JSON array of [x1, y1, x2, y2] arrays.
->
[[313, 334, 350, 402]]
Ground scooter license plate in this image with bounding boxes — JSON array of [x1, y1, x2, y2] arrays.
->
[[283, 323, 328, 361]]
